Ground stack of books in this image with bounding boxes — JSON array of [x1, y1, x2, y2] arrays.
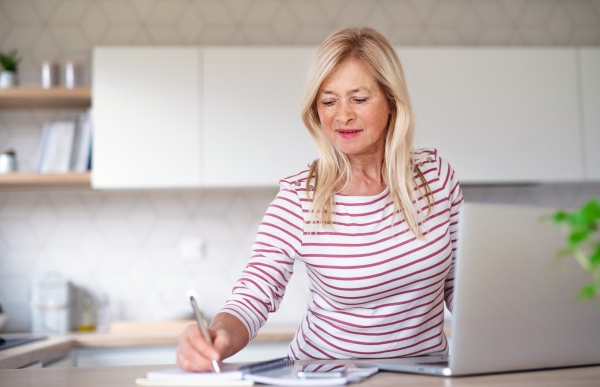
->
[[37, 109, 92, 173]]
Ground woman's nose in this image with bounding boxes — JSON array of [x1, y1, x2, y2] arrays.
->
[[335, 102, 355, 124]]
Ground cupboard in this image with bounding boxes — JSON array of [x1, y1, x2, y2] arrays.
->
[[580, 49, 600, 181], [203, 47, 318, 186], [92, 47, 599, 188], [92, 48, 202, 189], [399, 48, 583, 183]]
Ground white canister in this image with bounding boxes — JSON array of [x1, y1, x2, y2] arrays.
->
[[0, 71, 17, 89], [41, 60, 60, 89], [0, 150, 17, 174], [31, 274, 75, 334], [65, 60, 83, 89]]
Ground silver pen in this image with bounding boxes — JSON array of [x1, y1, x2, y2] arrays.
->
[[190, 296, 221, 373]]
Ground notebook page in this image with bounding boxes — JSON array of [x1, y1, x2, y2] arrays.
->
[[146, 368, 244, 381]]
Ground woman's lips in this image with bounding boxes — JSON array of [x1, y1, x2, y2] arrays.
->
[[336, 129, 362, 139]]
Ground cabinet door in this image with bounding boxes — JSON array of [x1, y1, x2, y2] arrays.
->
[[397, 48, 583, 183], [203, 47, 318, 186], [92, 48, 202, 189], [76, 346, 176, 367], [580, 48, 600, 181]]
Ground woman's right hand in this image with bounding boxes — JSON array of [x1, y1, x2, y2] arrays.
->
[[176, 323, 231, 372]]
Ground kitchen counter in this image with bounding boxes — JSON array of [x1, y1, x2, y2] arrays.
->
[[1, 360, 599, 387], [0, 326, 297, 369]]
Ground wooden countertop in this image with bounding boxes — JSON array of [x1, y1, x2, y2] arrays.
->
[[0, 326, 297, 369], [74, 326, 297, 348], [1, 360, 599, 387]]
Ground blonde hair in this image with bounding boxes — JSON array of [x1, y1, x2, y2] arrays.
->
[[301, 27, 432, 238]]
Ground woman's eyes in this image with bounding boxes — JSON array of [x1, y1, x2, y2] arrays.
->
[[321, 98, 367, 106]]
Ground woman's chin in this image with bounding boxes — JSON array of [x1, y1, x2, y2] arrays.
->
[[337, 143, 382, 158], [336, 145, 361, 156]]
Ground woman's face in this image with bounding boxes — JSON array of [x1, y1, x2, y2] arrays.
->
[[317, 58, 390, 159]]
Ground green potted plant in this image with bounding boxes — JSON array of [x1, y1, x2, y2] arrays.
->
[[0, 49, 22, 89], [551, 198, 600, 308]]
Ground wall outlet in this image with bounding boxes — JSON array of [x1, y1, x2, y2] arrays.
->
[[179, 238, 205, 261]]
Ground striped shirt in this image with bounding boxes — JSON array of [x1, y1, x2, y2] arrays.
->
[[220, 148, 464, 359]]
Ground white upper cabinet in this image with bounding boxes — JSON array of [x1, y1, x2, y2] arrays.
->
[[92, 47, 203, 189], [397, 48, 583, 183], [91, 47, 594, 188], [580, 49, 600, 181], [202, 47, 318, 186]]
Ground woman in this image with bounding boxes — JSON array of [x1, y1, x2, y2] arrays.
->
[[177, 27, 463, 371]]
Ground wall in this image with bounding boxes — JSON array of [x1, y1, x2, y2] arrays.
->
[[1, 0, 600, 332]]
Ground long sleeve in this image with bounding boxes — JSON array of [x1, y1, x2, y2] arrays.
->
[[438, 155, 464, 313], [219, 179, 305, 341]]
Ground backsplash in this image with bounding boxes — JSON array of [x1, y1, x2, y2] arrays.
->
[[1, 183, 598, 332], [1, 0, 600, 89], [1, 0, 599, 89], [1, 0, 600, 332]]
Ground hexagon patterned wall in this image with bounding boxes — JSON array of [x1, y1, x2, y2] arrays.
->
[[0, 0, 599, 333], [1, 0, 599, 87]]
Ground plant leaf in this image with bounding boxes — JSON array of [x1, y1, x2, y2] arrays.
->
[[556, 247, 574, 258], [591, 246, 600, 267], [568, 210, 588, 227], [569, 230, 589, 245], [0, 49, 20, 72], [553, 211, 568, 224], [577, 284, 596, 301], [582, 199, 600, 221]]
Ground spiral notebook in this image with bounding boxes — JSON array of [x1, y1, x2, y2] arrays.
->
[[136, 357, 378, 386]]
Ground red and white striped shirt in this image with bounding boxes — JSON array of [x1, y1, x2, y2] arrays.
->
[[220, 148, 463, 359]]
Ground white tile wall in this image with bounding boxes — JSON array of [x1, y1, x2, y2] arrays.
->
[[0, 182, 598, 333], [0, 0, 599, 332]]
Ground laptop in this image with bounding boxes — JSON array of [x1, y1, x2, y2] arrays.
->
[[356, 203, 600, 376]]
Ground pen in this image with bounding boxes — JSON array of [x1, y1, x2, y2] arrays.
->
[[189, 296, 221, 373]]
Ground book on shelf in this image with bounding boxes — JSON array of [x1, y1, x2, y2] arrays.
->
[[37, 109, 93, 174]]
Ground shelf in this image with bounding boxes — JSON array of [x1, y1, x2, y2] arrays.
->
[[0, 172, 91, 188], [0, 87, 91, 109]]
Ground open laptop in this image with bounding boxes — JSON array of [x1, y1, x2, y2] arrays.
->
[[356, 203, 600, 376]]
